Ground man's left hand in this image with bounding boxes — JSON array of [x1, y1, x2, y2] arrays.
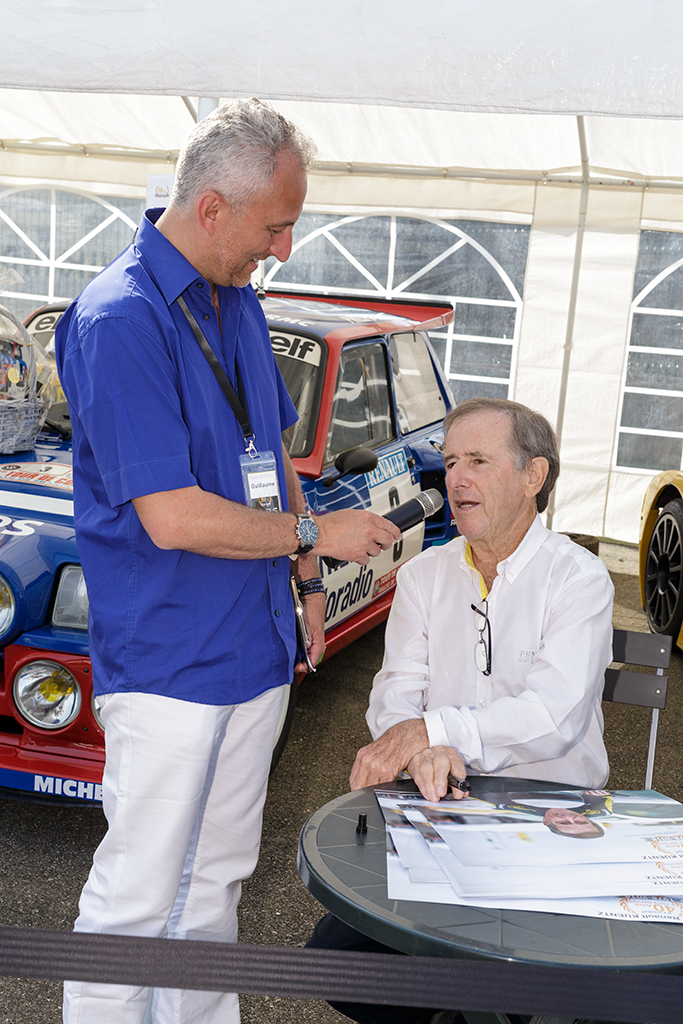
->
[[295, 592, 325, 674], [349, 719, 429, 790]]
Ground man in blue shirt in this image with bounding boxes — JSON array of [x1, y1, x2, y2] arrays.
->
[[56, 98, 399, 1024]]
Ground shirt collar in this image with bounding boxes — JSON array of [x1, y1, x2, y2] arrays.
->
[[457, 513, 547, 589], [135, 208, 213, 306], [496, 514, 547, 582]]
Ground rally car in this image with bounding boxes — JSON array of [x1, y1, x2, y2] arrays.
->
[[0, 292, 455, 804]]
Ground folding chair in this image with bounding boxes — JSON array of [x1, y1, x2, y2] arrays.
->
[[603, 628, 671, 790]]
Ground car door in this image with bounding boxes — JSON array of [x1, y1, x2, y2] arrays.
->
[[306, 338, 422, 630]]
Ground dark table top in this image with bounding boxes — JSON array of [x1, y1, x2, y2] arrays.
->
[[297, 776, 683, 971]]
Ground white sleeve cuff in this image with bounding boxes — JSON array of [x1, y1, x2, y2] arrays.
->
[[423, 708, 451, 747]]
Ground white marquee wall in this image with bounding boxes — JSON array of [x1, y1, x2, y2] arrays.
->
[[3, 0, 683, 542]]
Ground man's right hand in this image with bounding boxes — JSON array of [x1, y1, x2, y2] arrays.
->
[[406, 745, 468, 802], [315, 509, 401, 566]]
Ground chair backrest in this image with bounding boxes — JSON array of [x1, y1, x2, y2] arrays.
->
[[603, 628, 671, 790]]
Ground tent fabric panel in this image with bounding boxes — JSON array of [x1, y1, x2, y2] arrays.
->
[[604, 469, 652, 544], [552, 462, 613, 539], [642, 191, 683, 227], [3, 2, 683, 120], [305, 176, 537, 216], [0, 90, 194, 151], [274, 103, 583, 173], [569, 190, 642, 379], [513, 186, 581, 421]]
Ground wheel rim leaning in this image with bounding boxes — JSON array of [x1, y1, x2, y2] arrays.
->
[[645, 509, 683, 633]]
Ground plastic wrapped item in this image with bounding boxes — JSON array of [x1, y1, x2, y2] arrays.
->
[[0, 304, 45, 453]]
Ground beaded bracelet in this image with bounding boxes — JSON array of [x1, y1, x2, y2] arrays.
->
[[296, 578, 325, 597]]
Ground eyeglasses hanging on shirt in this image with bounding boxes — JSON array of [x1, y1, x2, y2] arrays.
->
[[472, 599, 492, 676]]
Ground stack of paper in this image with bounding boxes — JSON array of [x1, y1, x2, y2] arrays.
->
[[376, 784, 683, 924]]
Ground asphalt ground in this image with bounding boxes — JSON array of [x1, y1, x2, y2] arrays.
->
[[0, 546, 680, 1023]]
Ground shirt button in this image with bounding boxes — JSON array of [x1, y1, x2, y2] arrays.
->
[[274, 609, 280, 617], [196, 282, 203, 288], [479, 700, 487, 708], [203, 314, 210, 320], [272, 560, 277, 567]]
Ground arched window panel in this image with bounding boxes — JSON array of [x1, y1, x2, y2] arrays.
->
[[638, 263, 683, 310], [618, 229, 683, 472], [265, 212, 529, 404], [450, 340, 513, 379], [451, 380, 510, 403], [0, 187, 143, 321], [455, 221, 530, 299], [268, 232, 377, 292], [56, 191, 117, 255], [393, 220, 519, 302], [0, 218, 41, 262], [452, 303, 516, 339], [630, 313, 683, 349], [633, 232, 683, 301], [328, 217, 392, 287], [621, 393, 683, 433], [617, 433, 683, 472], [0, 189, 52, 255], [54, 268, 99, 298], [61, 219, 137, 268]]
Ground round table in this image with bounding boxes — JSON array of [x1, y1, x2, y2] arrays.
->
[[298, 778, 683, 971]]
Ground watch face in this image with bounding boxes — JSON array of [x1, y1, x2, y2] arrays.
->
[[297, 517, 319, 547]]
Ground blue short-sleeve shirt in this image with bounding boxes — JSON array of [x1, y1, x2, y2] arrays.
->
[[55, 209, 299, 705]]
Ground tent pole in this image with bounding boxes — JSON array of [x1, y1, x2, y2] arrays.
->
[[197, 98, 219, 122], [546, 115, 590, 530]]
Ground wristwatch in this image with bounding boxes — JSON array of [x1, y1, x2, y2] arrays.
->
[[294, 513, 319, 554]]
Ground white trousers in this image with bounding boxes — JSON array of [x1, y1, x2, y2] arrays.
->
[[63, 685, 287, 1024]]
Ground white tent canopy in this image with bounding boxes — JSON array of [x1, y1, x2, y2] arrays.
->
[[3, 1, 683, 543]]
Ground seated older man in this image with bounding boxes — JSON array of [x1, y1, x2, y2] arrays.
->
[[307, 398, 614, 1024], [350, 396, 614, 802]]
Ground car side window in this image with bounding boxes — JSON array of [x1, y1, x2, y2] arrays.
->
[[390, 332, 446, 433], [326, 343, 394, 463]]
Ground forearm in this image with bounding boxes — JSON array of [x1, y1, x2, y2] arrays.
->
[[133, 485, 303, 559]]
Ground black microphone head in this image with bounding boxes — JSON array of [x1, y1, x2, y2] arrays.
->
[[415, 488, 444, 517]]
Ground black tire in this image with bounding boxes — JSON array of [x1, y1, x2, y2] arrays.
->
[[644, 498, 683, 636], [270, 681, 297, 774]]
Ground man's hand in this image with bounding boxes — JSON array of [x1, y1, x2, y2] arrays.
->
[[350, 719, 429, 790], [315, 509, 401, 566], [406, 745, 468, 802], [295, 592, 325, 674]]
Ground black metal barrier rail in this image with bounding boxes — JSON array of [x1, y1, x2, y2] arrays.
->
[[1, 925, 682, 1022]]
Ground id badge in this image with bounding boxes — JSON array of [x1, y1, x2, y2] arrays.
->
[[239, 450, 282, 512]]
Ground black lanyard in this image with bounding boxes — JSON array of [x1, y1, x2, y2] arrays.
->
[[177, 294, 256, 452]]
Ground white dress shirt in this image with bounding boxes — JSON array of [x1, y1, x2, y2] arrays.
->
[[367, 516, 614, 787]]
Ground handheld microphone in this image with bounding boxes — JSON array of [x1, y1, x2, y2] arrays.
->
[[322, 488, 444, 570], [383, 488, 444, 532]]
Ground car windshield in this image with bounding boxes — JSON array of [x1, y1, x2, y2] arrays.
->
[[390, 331, 447, 433], [270, 330, 323, 458]]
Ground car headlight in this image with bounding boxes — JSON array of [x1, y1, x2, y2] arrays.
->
[[13, 661, 82, 729], [0, 573, 16, 638], [91, 693, 104, 731], [52, 565, 89, 629]]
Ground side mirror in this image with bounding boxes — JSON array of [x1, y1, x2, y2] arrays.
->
[[323, 447, 378, 487]]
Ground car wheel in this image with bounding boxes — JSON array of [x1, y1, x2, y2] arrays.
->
[[270, 681, 297, 774], [644, 498, 683, 636]]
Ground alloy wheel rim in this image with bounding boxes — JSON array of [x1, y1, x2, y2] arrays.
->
[[645, 512, 683, 631]]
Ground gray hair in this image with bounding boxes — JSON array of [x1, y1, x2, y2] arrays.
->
[[172, 97, 317, 212], [443, 397, 560, 513]]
